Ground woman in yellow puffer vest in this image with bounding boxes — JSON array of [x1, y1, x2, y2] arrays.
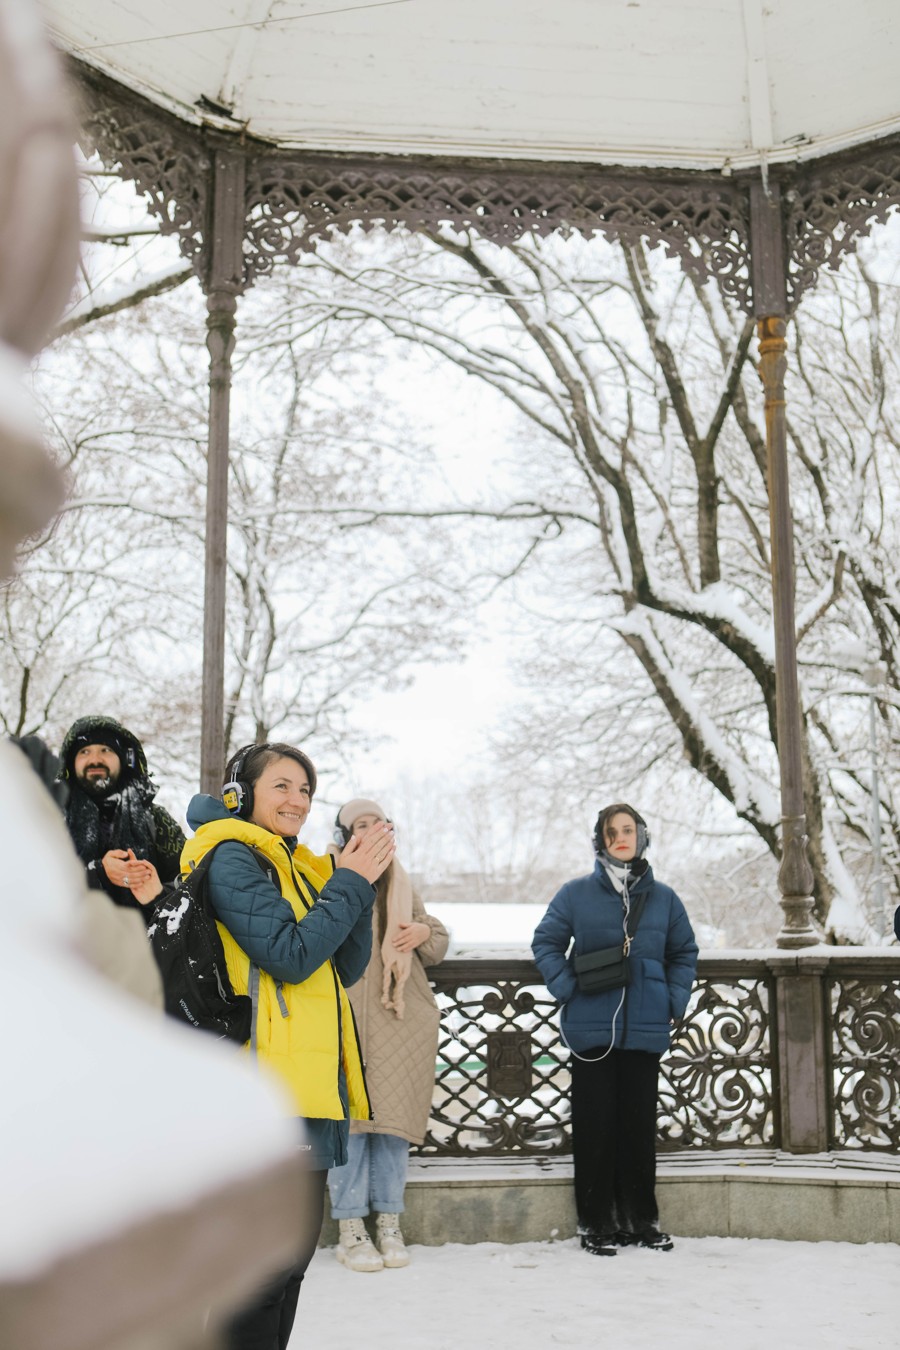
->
[[183, 741, 394, 1350]]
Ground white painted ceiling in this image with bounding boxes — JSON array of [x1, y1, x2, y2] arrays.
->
[[46, 0, 900, 170]]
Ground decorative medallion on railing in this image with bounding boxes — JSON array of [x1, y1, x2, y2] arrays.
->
[[69, 65, 209, 278], [659, 970, 776, 1149], [784, 138, 900, 313], [243, 156, 753, 305], [828, 969, 900, 1151]]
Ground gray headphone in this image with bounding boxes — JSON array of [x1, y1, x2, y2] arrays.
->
[[333, 806, 393, 848]]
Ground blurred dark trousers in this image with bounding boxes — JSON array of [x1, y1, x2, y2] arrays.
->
[[570, 1047, 661, 1236], [224, 1169, 327, 1350]]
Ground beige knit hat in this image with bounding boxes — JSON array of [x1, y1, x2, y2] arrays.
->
[[336, 797, 387, 842]]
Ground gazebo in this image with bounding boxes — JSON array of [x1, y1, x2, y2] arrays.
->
[[49, 0, 900, 948], [36, 1, 900, 1187]]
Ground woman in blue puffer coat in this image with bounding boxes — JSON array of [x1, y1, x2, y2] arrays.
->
[[532, 803, 697, 1257]]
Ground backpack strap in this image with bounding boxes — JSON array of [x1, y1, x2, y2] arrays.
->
[[244, 843, 279, 887], [146, 843, 215, 917], [248, 963, 261, 1054], [218, 846, 284, 1050], [185, 840, 276, 886], [184, 844, 219, 881]]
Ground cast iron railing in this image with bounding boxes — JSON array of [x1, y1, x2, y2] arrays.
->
[[414, 952, 900, 1157], [825, 953, 900, 1151]]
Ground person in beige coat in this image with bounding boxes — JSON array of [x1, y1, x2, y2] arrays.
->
[[327, 798, 449, 1273]]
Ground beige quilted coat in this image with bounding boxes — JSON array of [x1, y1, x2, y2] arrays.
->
[[347, 887, 449, 1144]]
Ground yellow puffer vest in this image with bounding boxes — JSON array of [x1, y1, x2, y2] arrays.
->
[[181, 818, 371, 1122]]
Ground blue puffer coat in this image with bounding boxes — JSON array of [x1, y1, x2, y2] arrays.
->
[[532, 860, 698, 1054], [185, 796, 374, 994]]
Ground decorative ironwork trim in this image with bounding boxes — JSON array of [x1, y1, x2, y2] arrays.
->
[[826, 965, 900, 1153], [67, 61, 900, 315], [241, 152, 753, 307], [780, 134, 900, 312], [69, 62, 211, 282]]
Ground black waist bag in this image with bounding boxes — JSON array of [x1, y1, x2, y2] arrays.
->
[[573, 891, 649, 995], [574, 945, 632, 994]]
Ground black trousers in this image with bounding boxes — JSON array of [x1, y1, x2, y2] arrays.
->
[[224, 1169, 327, 1350], [570, 1047, 661, 1237]]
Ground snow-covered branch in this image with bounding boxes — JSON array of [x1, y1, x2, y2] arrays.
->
[[52, 263, 194, 339]]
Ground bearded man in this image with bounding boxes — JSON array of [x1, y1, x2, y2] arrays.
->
[[59, 715, 185, 916]]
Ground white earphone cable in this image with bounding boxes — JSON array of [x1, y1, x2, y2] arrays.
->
[[561, 865, 632, 1065]]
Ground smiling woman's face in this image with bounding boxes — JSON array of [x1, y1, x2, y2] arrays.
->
[[249, 755, 311, 837], [603, 811, 638, 861]]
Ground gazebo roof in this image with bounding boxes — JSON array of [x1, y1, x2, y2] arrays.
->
[[46, 0, 900, 171]]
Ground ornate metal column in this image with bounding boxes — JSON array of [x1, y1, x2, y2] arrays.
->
[[200, 146, 245, 794], [750, 182, 818, 948], [752, 182, 827, 1149]]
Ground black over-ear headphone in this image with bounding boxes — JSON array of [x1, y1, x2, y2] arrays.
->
[[222, 744, 266, 819]]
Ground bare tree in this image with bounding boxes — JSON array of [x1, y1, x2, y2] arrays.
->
[[275, 226, 900, 939], [6, 266, 469, 799]]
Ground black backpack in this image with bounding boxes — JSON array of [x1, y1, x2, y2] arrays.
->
[[146, 842, 273, 1043]]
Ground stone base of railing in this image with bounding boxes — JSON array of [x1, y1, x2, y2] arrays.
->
[[320, 1151, 900, 1248]]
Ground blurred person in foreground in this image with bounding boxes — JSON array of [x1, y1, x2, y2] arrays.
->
[[0, 9, 299, 1342], [58, 714, 185, 915], [327, 798, 449, 1272], [532, 803, 697, 1256], [182, 744, 394, 1350]]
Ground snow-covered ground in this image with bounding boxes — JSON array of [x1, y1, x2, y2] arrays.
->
[[294, 1236, 899, 1349]]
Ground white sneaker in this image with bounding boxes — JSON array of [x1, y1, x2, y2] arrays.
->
[[376, 1212, 410, 1268], [336, 1217, 384, 1272]]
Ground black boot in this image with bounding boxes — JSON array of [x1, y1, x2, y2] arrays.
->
[[579, 1230, 617, 1257], [633, 1228, 673, 1251]]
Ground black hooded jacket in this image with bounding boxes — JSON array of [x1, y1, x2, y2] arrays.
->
[[59, 715, 185, 915]]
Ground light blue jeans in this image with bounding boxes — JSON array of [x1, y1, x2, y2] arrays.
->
[[327, 1132, 409, 1218]]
